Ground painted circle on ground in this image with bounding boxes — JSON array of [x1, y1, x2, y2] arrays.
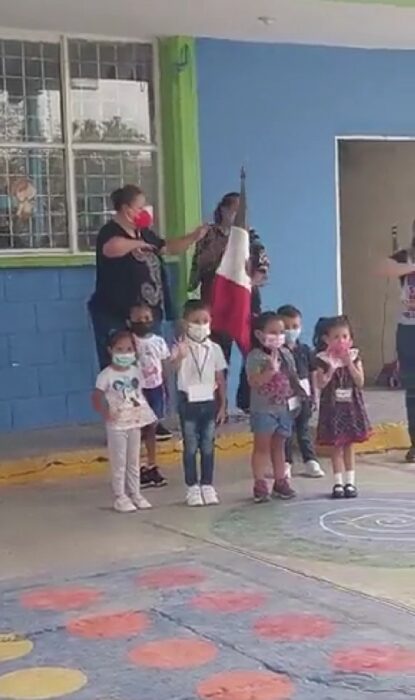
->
[[67, 611, 150, 639], [254, 614, 335, 641], [21, 587, 102, 611], [0, 667, 87, 699], [213, 497, 415, 568], [0, 635, 33, 663], [128, 638, 217, 669], [136, 566, 206, 589], [320, 506, 415, 541], [332, 645, 415, 673], [197, 670, 294, 700], [191, 591, 267, 613]]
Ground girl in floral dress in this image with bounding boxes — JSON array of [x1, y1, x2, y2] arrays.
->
[[314, 316, 371, 499]]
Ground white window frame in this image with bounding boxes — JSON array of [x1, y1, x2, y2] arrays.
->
[[0, 29, 162, 257]]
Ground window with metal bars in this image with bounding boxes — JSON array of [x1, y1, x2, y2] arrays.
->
[[0, 36, 158, 253]]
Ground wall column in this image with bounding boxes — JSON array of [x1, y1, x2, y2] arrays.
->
[[158, 37, 202, 304]]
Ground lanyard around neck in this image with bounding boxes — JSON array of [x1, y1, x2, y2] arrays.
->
[[188, 343, 210, 382]]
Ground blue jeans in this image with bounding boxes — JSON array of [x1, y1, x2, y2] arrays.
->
[[177, 392, 216, 487]]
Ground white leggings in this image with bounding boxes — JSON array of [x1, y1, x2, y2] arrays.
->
[[106, 427, 141, 498]]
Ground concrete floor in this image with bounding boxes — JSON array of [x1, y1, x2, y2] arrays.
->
[[2, 452, 415, 699], [0, 388, 407, 462]]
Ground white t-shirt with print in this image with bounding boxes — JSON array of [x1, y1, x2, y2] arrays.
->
[[95, 365, 156, 430], [177, 338, 227, 400], [134, 334, 170, 389]]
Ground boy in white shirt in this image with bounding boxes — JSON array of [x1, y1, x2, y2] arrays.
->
[[129, 303, 170, 489], [92, 330, 155, 513], [175, 300, 227, 507]]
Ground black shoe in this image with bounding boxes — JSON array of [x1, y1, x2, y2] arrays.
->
[[331, 484, 345, 499], [155, 423, 173, 442], [344, 484, 358, 499], [140, 466, 167, 488], [406, 447, 415, 463]]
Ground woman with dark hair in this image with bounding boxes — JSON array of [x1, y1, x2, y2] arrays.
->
[[189, 191, 269, 368], [89, 184, 207, 369], [380, 228, 415, 462], [88, 184, 207, 450]]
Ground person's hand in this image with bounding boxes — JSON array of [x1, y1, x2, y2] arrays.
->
[[171, 339, 188, 361], [261, 359, 276, 382], [216, 404, 227, 425], [252, 270, 267, 287], [134, 239, 156, 254], [192, 224, 209, 243]]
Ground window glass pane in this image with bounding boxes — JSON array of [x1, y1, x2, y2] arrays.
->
[[75, 150, 157, 251], [69, 41, 154, 144], [0, 40, 62, 143], [0, 147, 67, 249]]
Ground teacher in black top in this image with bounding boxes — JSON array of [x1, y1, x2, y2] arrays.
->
[[89, 184, 207, 370]]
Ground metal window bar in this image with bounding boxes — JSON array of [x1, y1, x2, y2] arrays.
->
[[0, 35, 158, 254]]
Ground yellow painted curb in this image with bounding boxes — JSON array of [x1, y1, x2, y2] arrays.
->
[[0, 422, 410, 487]]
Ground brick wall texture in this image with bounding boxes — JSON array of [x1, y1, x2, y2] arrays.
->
[[0, 267, 99, 431]]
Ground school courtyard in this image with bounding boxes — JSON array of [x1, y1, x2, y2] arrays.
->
[[0, 389, 415, 700]]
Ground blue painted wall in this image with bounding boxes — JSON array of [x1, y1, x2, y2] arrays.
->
[[0, 261, 181, 433], [4, 41, 415, 431], [0, 267, 98, 432], [197, 40, 415, 327], [197, 39, 415, 397]]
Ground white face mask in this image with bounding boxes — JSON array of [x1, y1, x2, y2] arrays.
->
[[187, 322, 210, 343]]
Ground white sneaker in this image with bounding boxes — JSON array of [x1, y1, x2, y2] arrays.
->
[[114, 495, 137, 513], [284, 462, 292, 479], [201, 485, 220, 506], [305, 460, 325, 478], [131, 493, 152, 510], [186, 484, 204, 507]]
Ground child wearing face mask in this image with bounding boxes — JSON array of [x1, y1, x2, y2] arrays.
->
[[92, 330, 156, 513], [314, 316, 371, 499], [246, 312, 304, 503], [175, 300, 227, 507], [278, 305, 324, 479], [129, 303, 171, 489]]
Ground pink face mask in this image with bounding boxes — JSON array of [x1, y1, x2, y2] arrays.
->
[[328, 338, 351, 358], [263, 333, 286, 351], [133, 208, 153, 230]]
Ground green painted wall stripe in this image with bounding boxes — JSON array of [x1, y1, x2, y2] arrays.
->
[[158, 37, 202, 304], [0, 254, 95, 269]]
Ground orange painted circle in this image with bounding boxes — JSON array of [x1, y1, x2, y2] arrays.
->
[[197, 670, 294, 700], [21, 587, 102, 611], [254, 614, 335, 641], [128, 638, 217, 669], [191, 591, 266, 613], [67, 611, 150, 639], [332, 645, 415, 673], [136, 566, 206, 589]]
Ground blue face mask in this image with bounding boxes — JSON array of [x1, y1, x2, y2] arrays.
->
[[285, 328, 301, 345], [112, 352, 136, 368]]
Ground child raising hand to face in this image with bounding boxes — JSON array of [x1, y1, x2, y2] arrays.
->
[[314, 316, 371, 499], [246, 312, 303, 503]]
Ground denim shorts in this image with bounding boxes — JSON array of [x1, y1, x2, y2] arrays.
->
[[250, 409, 293, 437], [142, 385, 164, 420]]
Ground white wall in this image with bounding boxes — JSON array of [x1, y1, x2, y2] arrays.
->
[[340, 140, 415, 380]]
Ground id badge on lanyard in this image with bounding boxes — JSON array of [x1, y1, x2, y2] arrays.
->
[[335, 388, 352, 403], [187, 345, 213, 402]]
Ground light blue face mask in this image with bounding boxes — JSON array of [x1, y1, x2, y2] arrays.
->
[[285, 328, 301, 345], [112, 352, 136, 368]]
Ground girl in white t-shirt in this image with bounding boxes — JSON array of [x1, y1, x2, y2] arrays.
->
[[129, 304, 171, 488], [92, 330, 156, 513]]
